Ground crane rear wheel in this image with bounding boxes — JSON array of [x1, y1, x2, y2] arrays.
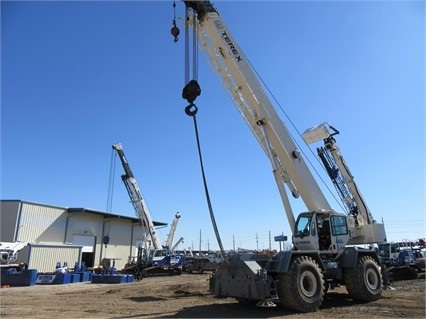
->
[[343, 255, 382, 301]]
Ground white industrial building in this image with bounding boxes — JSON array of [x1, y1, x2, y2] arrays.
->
[[0, 199, 167, 272]]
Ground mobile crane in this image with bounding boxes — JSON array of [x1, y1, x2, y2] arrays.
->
[[112, 144, 184, 277], [180, 1, 387, 312], [112, 143, 162, 250]]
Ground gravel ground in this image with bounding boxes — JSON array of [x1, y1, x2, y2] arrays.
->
[[0, 273, 425, 319]]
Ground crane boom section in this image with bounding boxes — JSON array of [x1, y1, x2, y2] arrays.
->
[[172, 237, 184, 251], [166, 213, 181, 248], [112, 144, 162, 249], [184, 2, 332, 221]]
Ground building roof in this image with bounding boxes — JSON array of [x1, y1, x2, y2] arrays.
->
[[67, 207, 168, 227], [0, 200, 168, 228]]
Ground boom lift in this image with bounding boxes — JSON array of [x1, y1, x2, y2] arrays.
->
[[180, 1, 387, 312], [112, 144, 184, 278]]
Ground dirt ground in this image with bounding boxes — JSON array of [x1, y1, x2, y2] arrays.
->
[[0, 273, 425, 319]]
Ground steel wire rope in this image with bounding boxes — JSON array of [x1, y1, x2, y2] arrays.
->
[[106, 148, 117, 214], [105, 148, 117, 235], [187, 113, 227, 263]]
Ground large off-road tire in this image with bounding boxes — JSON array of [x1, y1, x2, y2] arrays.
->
[[278, 255, 324, 313], [343, 255, 382, 301]]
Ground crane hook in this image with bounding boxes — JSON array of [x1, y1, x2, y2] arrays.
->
[[182, 80, 201, 117], [171, 1, 180, 42], [171, 24, 180, 42], [185, 103, 198, 117]]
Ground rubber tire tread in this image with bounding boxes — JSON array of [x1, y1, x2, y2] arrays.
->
[[278, 255, 324, 313], [343, 255, 382, 302]]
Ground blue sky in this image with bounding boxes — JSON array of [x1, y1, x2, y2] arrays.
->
[[1, 1, 424, 251]]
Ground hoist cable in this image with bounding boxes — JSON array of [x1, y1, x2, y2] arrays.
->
[[192, 13, 198, 81], [106, 148, 117, 214], [184, 6, 189, 85], [188, 113, 228, 264]]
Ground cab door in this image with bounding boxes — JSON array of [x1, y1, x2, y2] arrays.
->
[[293, 212, 320, 250]]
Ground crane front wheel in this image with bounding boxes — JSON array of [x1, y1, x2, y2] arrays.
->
[[278, 255, 324, 313]]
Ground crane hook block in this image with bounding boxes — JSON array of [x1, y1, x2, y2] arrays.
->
[[171, 25, 180, 42], [182, 79, 201, 103]]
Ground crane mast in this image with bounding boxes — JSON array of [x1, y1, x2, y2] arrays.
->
[[183, 1, 332, 231], [112, 144, 162, 249]]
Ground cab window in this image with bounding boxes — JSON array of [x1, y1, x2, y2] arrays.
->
[[330, 215, 348, 236], [295, 215, 311, 237]]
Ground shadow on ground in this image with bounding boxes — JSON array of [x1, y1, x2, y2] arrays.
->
[[158, 292, 360, 318]]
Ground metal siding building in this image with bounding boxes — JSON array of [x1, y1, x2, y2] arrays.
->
[[0, 200, 20, 241], [17, 202, 67, 243], [17, 244, 83, 272], [0, 200, 167, 271]]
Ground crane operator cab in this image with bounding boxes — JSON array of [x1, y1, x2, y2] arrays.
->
[[293, 210, 350, 253]]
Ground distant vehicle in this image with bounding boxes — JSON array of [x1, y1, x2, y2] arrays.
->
[[182, 256, 195, 273], [0, 241, 28, 271], [378, 242, 419, 280], [185, 257, 218, 274], [413, 249, 426, 272]]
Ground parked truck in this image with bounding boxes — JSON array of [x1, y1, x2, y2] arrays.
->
[[0, 241, 28, 271]]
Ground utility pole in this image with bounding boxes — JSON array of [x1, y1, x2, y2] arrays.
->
[[269, 230, 271, 251], [256, 233, 259, 251], [199, 229, 202, 255], [233, 234, 235, 251]]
